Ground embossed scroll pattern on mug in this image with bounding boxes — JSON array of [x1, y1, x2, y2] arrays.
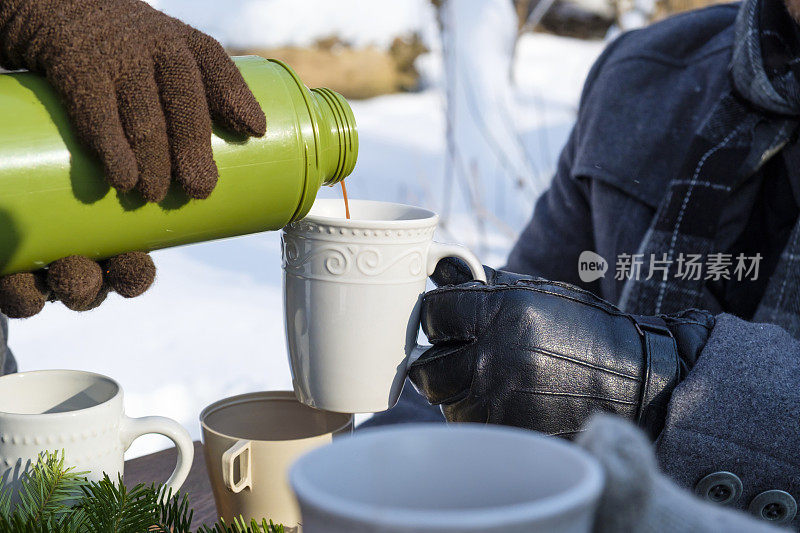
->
[[281, 226, 431, 283]]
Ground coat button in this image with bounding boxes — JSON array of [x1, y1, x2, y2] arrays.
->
[[749, 490, 797, 525], [694, 472, 742, 505]]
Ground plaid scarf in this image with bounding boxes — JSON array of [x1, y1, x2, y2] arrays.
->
[[620, 0, 800, 338]]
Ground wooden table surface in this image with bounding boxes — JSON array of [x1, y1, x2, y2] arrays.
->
[[124, 441, 218, 529]]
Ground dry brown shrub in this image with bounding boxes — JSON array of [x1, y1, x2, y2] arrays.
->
[[230, 34, 427, 100]]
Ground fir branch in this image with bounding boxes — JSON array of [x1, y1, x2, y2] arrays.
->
[[0, 513, 52, 533], [0, 510, 79, 533], [0, 452, 287, 533], [197, 516, 285, 533], [13, 451, 89, 525], [0, 480, 11, 519], [79, 474, 155, 533], [259, 519, 284, 533], [151, 485, 193, 533]]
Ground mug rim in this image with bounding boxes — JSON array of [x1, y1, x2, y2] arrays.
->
[[199, 390, 354, 442], [290, 423, 604, 528], [296, 199, 439, 229], [0, 369, 121, 419]]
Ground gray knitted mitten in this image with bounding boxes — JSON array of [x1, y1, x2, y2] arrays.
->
[[577, 415, 787, 533]]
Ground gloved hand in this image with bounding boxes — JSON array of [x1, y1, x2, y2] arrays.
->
[[0, 253, 155, 318], [0, 0, 267, 318], [0, 0, 266, 202], [409, 258, 715, 439]]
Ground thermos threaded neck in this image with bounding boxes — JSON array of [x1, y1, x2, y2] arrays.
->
[[312, 87, 359, 185]]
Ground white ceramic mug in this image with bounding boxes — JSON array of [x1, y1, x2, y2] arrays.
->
[[0, 370, 193, 495], [200, 391, 353, 529], [290, 424, 604, 533], [282, 199, 486, 413]]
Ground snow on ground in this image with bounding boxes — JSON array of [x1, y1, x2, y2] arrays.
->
[[8, 30, 603, 462], [147, 0, 439, 50]]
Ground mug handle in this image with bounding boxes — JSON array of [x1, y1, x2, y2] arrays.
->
[[408, 241, 487, 368], [221, 439, 252, 493], [121, 415, 194, 494], [426, 242, 487, 284]]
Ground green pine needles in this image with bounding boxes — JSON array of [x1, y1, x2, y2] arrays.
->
[[0, 451, 285, 533]]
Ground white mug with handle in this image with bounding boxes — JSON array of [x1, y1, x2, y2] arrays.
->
[[282, 199, 486, 413], [0, 369, 193, 496]]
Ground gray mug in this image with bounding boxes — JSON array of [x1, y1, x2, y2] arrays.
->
[[290, 423, 604, 533]]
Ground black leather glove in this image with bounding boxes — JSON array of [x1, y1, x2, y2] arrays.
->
[[409, 259, 716, 439]]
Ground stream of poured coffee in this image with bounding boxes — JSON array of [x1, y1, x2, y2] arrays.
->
[[341, 181, 351, 219]]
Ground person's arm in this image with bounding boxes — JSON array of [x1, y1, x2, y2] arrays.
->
[[655, 314, 800, 527], [502, 30, 637, 292], [579, 414, 788, 532], [416, 32, 690, 438], [0, 0, 266, 317], [503, 126, 597, 291], [419, 244, 800, 527], [410, 265, 714, 439]]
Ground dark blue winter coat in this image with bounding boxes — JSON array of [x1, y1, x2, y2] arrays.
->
[[510, 3, 800, 525]]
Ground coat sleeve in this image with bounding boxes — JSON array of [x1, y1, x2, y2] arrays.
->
[[656, 314, 800, 527], [579, 414, 787, 533], [504, 31, 633, 293], [504, 125, 598, 291]]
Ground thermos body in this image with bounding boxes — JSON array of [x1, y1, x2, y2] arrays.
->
[[0, 56, 357, 275]]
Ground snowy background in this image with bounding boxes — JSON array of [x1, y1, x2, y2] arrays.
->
[[8, 0, 604, 463]]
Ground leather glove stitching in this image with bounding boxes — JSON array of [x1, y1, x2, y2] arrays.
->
[[408, 338, 478, 368], [518, 345, 641, 380], [427, 284, 632, 320], [637, 330, 656, 428], [512, 388, 639, 405], [436, 388, 470, 406], [659, 317, 715, 331], [659, 318, 712, 327], [515, 277, 625, 308], [550, 429, 587, 438]]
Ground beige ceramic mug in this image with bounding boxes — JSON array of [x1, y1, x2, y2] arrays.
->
[[200, 391, 353, 530]]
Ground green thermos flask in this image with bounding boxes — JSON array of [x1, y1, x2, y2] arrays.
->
[[0, 56, 358, 275]]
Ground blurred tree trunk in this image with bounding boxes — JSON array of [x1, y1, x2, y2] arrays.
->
[[514, 0, 537, 30], [434, 0, 536, 32]]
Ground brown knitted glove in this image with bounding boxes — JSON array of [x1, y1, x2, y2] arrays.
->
[[0, 253, 156, 318], [0, 0, 266, 202]]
